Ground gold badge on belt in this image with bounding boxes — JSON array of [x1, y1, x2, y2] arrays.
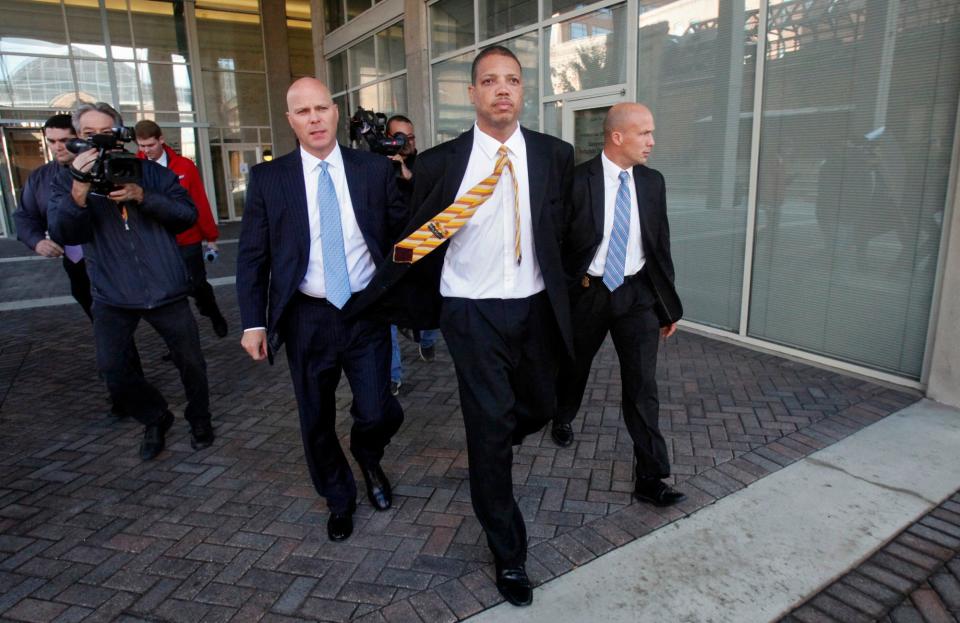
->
[[581, 275, 590, 288]]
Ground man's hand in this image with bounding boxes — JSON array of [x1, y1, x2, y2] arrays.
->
[[71, 148, 98, 175], [241, 329, 268, 361], [389, 154, 413, 180], [108, 184, 144, 204], [660, 322, 678, 339], [35, 239, 64, 258]]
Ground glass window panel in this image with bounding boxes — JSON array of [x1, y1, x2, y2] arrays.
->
[[138, 62, 193, 112], [346, 0, 371, 21], [74, 59, 115, 105], [543, 101, 561, 137], [378, 75, 407, 116], [202, 69, 269, 128], [288, 21, 315, 78], [747, 0, 960, 378], [106, 0, 135, 60], [544, 0, 590, 19], [479, 0, 537, 40], [430, 0, 474, 58], [197, 11, 264, 72], [328, 51, 347, 93], [635, 0, 757, 331], [113, 59, 141, 109], [357, 81, 378, 112], [502, 31, 539, 133], [324, 0, 344, 33], [348, 35, 376, 86], [64, 1, 106, 49], [431, 51, 473, 143], [0, 59, 13, 107], [131, 0, 191, 63], [260, 128, 271, 147], [376, 22, 405, 76], [546, 3, 627, 95], [2, 55, 77, 108], [2, 0, 69, 55], [334, 93, 349, 145]]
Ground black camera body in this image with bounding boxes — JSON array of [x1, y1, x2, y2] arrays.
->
[[67, 127, 142, 195], [349, 107, 407, 156]]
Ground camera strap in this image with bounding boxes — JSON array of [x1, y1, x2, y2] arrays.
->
[[69, 166, 94, 183]]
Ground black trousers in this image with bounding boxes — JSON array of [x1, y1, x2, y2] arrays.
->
[[282, 293, 404, 514], [556, 271, 670, 479], [62, 257, 93, 320], [440, 291, 559, 568], [92, 299, 210, 427], [179, 243, 223, 320]]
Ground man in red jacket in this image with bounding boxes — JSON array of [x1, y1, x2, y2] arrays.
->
[[135, 120, 228, 338]]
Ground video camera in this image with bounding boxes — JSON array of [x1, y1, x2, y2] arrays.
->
[[67, 127, 142, 195], [349, 107, 407, 156]]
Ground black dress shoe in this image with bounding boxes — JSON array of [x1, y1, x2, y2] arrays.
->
[[211, 313, 228, 338], [189, 420, 215, 450], [550, 422, 574, 447], [495, 565, 533, 606], [633, 479, 687, 507], [140, 410, 174, 461], [327, 500, 356, 542], [360, 463, 392, 511]]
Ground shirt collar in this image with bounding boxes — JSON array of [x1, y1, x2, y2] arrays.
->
[[601, 150, 633, 183], [300, 143, 343, 172], [474, 123, 523, 160]]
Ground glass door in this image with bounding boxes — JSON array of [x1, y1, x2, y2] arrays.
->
[[561, 94, 627, 165], [213, 145, 262, 221], [1, 127, 47, 236]]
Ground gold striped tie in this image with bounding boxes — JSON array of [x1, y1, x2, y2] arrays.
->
[[394, 145, 521, 264]]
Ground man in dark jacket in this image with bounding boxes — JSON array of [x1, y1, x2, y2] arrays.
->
[[48, 102, 214, 461]]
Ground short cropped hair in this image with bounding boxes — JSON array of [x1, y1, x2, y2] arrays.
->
[[386, 114, 412, 134], [134, 120, 163, 140], [470, 45, 521, 85], [43, 114, 75, 134], [73, 102, 123, 134]]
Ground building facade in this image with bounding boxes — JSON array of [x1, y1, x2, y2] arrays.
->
[[3, 0, 959, 401]]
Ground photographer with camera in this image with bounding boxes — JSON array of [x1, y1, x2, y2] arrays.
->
[[135, 120, 228, 339], [48, 102, 215, 461]]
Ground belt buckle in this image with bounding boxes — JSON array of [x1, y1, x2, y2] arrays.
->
[[581, 275, 590, 288]]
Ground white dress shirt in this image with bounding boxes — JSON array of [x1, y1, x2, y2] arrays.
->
[[440, 124, 545, 299], [587, 151, 646, 278], [156, 150, 168, 168], [299, 144, 376, 298]]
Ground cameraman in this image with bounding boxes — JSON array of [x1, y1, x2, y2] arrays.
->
[[135, 120, 228, 339], [385, 115, 417, 200], [48, 102, 215, 461]]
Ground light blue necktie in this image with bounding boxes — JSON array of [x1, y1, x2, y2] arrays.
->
[[317, 161, 351, 309], [603, 171, 632, 292]]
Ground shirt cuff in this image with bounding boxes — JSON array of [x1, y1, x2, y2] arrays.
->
[[243, 327, 266, 333]]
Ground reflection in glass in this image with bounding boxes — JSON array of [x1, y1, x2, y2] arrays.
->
[[479, 0, 537, 40], [346, 0, 371, 21], [75, 59, 117, 104], [546, 4, 627, 95], [502, 31, 539, 133], [2, 55, 77, 108], [573, 106, 609, 164], [197, 11, 264, 72], [430, 0, 474, 58], [138, 62, 194, 113], [376, 23, 405, 76], [747, 0, 960, 377], [636, 0, 756, 331], [288, 22, 315, 78], [334, 93, 349, 145], [544, 0, 590, 18], [2, 1, 69, 53], [324, 0, 344, 33], [348, 35, 376, 87], [432, 51, 473, 142], [202, 69, 269, 128], [543, 101, 561, 138], [328, 52, 347, 94], [378, 75, 407, 116]]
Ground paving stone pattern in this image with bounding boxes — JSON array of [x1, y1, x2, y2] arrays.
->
[[781, 493, 960, 623], [0, 279, 919, 622]]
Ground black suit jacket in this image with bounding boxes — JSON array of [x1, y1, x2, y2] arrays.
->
[[564, 154, 682, 326], [348, 127, 576, 357], [236, 146, 407, 354]]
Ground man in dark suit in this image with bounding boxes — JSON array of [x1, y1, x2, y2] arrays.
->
[[350, 46, 574, 606], [553, 103, 686, 508], [236, 77, 406, 542]]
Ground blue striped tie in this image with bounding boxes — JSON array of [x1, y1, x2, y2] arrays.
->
[[317, 161, 351, 309], [603, 171, 631, 292]]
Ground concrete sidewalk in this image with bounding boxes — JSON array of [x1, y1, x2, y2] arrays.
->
[[0, 251, 944, 622]]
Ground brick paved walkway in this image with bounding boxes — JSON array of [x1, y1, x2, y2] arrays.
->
[[0, 280, 919, 622], [781, 492, 960, 623]]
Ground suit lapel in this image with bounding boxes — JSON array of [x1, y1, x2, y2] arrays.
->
[[281, 152, 311, 254], [441, 129, 473, 210], [341, 147, 370, 236], [588, 155, 605, 240], [633, 165, 656, 255], [523, 127, 548, 226]]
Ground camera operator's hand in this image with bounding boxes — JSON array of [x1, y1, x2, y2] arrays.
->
[[70, 148, 98, 207], [207, 242, 219, 252], [389, 154, 413, 181], [108, 183, 144, 204], [35, 239, 64, 258]]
